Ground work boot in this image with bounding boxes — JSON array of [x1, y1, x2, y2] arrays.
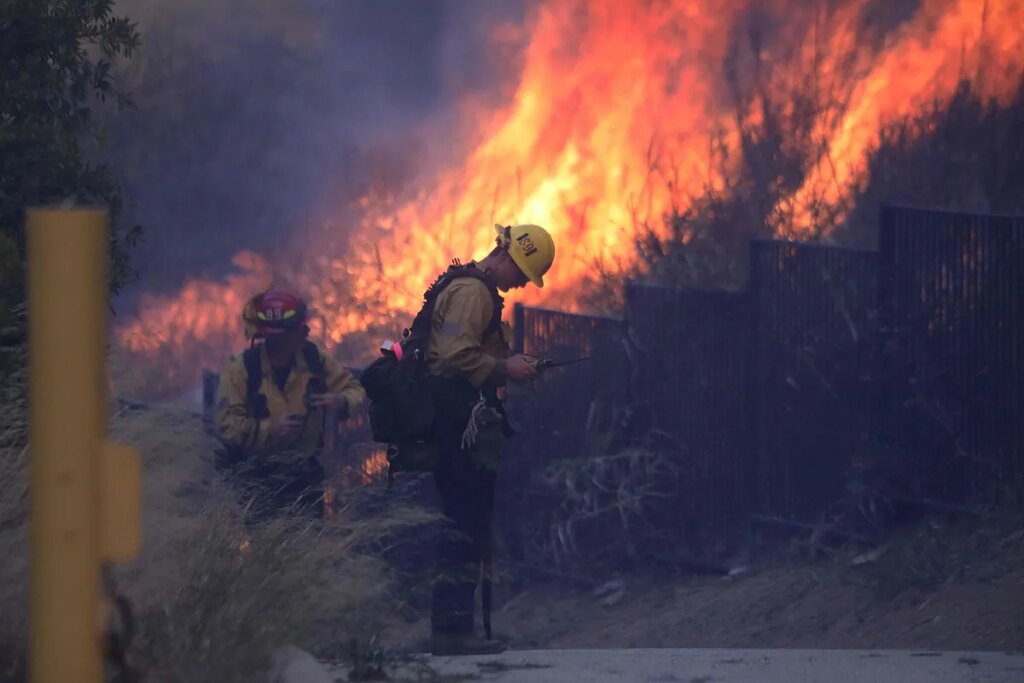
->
[[430, 632, 508, 656]]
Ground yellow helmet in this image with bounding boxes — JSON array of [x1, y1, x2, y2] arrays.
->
[[495, 223, 555, 288]]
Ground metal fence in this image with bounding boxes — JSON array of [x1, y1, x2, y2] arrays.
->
[[879, 205, 1024, 502], [623, 281, 750, 546], [197, 205, 1023, 560], [747, 239, 880, 522], [505, 208, 1022, 553], [508, 304, 629, 466], [500, 304, 630, 568]]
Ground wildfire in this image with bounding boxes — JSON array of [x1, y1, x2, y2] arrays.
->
[[361, 451, 390, 482], [335, 449, 390, 489], [114, 0, 1024, 397], [778, 0, 1024, 234]]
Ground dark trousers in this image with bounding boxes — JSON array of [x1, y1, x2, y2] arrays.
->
[[430, 388, 496, 635]]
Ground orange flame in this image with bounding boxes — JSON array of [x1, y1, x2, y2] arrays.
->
[[778, 0, 1024, 234], [113, 0, 1024, 397], [360, 451, 390, 483], [336, 449, 390, 488], [323, 485, 336, 519]]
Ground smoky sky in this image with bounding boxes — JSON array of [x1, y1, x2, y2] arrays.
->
[[103, 0, 930, 318], [104, 0, 527, 311]]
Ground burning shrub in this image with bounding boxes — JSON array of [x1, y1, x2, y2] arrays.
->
[[844, 78, 1024, 240], [113, 0, 1024, 401], [593, 26, 1024, 314]]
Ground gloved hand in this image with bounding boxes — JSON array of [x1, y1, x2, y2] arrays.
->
[[267, 414, 302, 438], [506, 354, 538, 382], [308, 393, 351, 419]]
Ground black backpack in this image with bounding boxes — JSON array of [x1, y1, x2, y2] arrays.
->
[[215, 341, 326, 470], [361, 262, 503, 472]]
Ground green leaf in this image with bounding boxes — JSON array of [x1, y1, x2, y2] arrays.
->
[[1, 0, 141, 296]]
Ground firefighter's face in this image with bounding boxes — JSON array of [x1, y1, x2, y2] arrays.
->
[[265, 326, 306, 357], [494, 252, 530, 292]]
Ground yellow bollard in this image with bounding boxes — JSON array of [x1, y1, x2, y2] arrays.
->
[[28, 207, 141, 683]]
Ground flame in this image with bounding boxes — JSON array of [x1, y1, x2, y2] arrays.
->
[[336, 449, 390, 488], [361, 451, 389, 481], [323, 485, 336, 519], [113, 0, 1024, 397], [112, 251, 273, 395], [778, 0, 1024, 234]]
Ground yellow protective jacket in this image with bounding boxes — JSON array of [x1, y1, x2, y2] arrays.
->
[[427, 275, 510, 387], [215, 343, 365, 463]]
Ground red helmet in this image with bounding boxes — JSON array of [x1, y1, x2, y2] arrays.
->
[[246, 290, 309, 336]]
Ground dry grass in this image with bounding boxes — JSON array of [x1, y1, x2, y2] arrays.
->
[[0, 361, 434, 683], [534, 445, 684, 576], [830, 492, 1024, 601], [115, 404, 434, 683], [0, 348, 28, 683]]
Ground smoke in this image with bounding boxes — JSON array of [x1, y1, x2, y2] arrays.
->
[[104, 0, 922, 309], [105, 0, 527, 306], [108, 0, 1024, 400]]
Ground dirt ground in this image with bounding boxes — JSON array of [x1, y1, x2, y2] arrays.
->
[[387, 545, 1024, 653], [497, 568, 1024, 651]]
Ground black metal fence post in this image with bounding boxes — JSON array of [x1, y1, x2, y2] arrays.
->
[[745, 240, 764, 517], [513, 302, 525, 353]]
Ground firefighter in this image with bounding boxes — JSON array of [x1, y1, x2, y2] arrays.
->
[[426, 224, 555, 656], [214, 289, 365, 522]]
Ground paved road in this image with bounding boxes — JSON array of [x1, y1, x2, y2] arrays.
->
[[343, 648, 1024, 682]]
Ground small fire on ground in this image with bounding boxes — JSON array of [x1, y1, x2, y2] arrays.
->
[[341, 450, 390, 488], [324, 450, 390, 512]]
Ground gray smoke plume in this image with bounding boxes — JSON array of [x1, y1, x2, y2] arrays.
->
[[105, 0, 527, 309]]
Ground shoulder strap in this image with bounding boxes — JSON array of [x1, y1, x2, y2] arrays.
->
[[417, 263, 504, 336], [457, 264, 504, 336], [397, 263, 506, 375], [301, 341, 324, 377], [405, 267, 456, 340], [300, 342, 328, 451], [302, 341, 326, 394], [242, 346, 270, 420]]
